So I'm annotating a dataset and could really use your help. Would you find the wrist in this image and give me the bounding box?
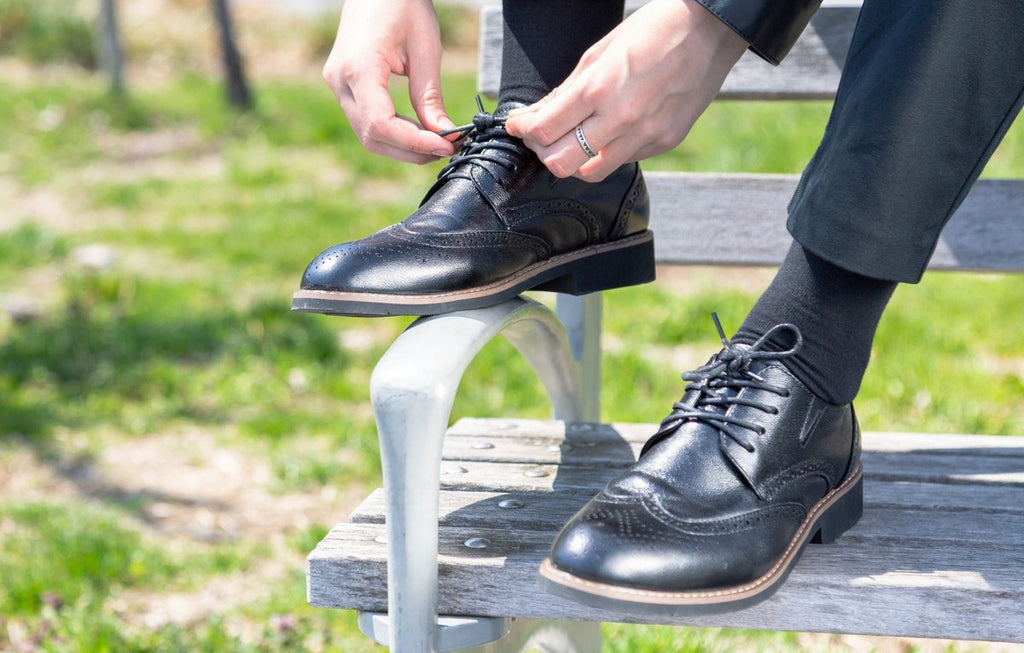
[680,0,748,58]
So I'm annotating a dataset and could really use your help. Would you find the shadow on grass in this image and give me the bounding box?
[0,274,350,443]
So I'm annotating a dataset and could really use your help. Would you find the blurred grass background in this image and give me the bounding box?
[0,1,1021,651]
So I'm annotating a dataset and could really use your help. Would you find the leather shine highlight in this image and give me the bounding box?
[544,354,861,608]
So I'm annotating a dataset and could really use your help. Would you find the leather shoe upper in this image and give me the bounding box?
[548,320,861,593]
[300,105,649,295]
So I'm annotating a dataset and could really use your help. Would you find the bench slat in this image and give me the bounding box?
[311,419,1024,642]
[645,173,1024,271]
[309,522,1024,642]
[436,431,1024,485]
[448,418,1024,452]
[428,457,1024,496]
[478,5,859,101]
[349,478,1024,530]
[441,428,1024,464]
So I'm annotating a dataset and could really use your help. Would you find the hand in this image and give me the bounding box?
[505,0,747,181]
[322,0,458,164]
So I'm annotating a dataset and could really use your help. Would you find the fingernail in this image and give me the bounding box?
[432,149,451,157]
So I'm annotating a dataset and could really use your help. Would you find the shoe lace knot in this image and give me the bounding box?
[646,313,803,455]
[435,97,527,178]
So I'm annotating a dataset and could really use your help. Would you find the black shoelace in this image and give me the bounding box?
[646,313,803,455]
[434,97,528,178]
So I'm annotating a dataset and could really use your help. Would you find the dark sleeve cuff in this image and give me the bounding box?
[693,0,822,65]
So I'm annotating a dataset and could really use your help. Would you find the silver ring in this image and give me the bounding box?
[575,123,598,158]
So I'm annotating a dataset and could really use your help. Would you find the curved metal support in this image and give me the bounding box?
[369,297,585,653]
[555,294,602,423]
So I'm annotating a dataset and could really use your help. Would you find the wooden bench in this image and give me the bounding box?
[306,3,1024,651]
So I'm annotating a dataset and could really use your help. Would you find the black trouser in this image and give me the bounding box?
[787,0,1024,282]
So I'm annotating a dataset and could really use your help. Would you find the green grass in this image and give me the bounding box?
[0,501,255,615]
[1,23,1022,651]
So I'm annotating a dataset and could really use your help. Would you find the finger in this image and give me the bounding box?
[530,116,613,179]
[394,112,459,156]
[574,135,637,182]
[365,138,445,165]
[503,95,548,134]
[503,82,592,147]
[346,76,455,157]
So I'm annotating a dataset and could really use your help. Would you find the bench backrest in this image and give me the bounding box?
[478,2,1024,273]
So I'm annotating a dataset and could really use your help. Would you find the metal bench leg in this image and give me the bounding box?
[555,293,602,422]
[369,297,587,653]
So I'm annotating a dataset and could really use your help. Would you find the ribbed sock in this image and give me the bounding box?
[499,0,624,108]
[732,242,897,405]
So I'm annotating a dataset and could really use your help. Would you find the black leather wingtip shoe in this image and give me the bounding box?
[538,318,863,615]
[292,105,654,317]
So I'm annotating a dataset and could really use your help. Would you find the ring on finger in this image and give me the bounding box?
[575,123,598,158]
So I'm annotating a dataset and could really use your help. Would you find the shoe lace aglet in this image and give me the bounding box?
[711,311,729,347]
[435,123,474,139]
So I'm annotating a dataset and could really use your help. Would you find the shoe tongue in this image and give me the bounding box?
[405,176,508,234]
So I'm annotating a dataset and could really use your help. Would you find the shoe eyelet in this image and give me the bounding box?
[757,426,767,435]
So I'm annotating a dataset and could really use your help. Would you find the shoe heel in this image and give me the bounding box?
[537,232,656,295]
[811,472,863,544]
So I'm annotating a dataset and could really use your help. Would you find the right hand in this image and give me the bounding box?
[322,0,458,163]
[505,0,746,181]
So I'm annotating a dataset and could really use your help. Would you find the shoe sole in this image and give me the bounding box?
[291,230,655,317]
[537,464,864,616]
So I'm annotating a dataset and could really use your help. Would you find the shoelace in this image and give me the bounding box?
[434,97,528,178]
[646,313,803,454]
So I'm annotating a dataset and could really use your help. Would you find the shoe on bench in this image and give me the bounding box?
[538,316,864,615]
[292,104,654,317]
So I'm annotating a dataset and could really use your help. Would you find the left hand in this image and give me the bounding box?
[504,0,747,182]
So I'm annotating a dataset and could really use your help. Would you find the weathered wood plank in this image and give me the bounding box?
[447,418,1024,453]
[432,457,1024,496]
[315,430,1024,642]
[308,522,1024,641]
[644,173,1024,271]
[442,430,1024,465]
[437,431,1024,483]
[349,479,1024,530]
[478,5,860,101]
[347,492,1024,549]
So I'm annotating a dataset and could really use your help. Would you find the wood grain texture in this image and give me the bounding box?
[644,173,1024,271]
[310,418,1024,642]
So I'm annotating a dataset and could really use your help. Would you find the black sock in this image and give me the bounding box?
[732,243,897,405]
[499,0,624,108]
